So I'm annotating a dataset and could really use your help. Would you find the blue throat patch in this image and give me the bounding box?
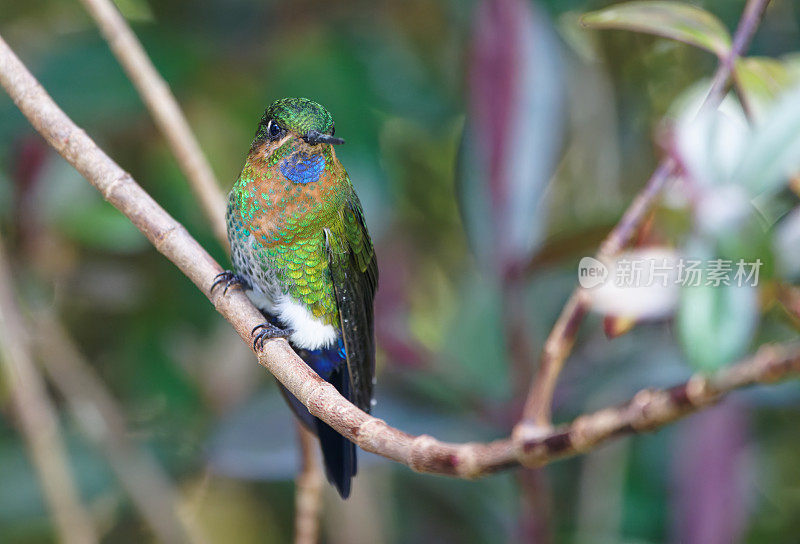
[280,153,325,184]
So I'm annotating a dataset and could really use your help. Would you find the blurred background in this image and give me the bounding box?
[1,0,800,542]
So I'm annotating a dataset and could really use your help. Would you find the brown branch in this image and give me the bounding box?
[727,0,772,121]
[501,282,552,540]
[294,424,323,544]
[0,234,98,544]
[78,0,229,248]
[517,343,800,467]
[515,0,772,433]
[790,175,800,198]
[32,309,205,544]
[1,20,797,479]
[702,0,771,116]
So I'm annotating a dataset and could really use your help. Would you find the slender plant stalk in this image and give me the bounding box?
[502,281,552,541]
[0,234,98,544]
[78,0,228,248]
[295,424,323,544]
[515,0,773,434]
[77,0,327,534]
[778,283,800,324]
[32,309,205,544]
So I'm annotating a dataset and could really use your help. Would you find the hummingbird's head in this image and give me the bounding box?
[254,97,345,148]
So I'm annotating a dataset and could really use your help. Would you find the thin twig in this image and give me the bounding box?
[501,282,552,541]
[32,309,205,544]
[0,234,98,544]
[78,0,229,248]
[777,283,800,324]
[515,0,772,433]
[294,424,323,544]
[790,175,800,197]
[79,3,326,531]
[517,342,800,467]
[0,23,796,477]
[715,0,772,121]
[702,0,771,115]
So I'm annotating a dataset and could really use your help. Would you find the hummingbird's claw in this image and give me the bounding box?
[252,322,294,350]
[211,270,249,295]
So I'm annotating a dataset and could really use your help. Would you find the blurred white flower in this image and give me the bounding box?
[672,80,800,197]
[695,184,751,238]
[672,83,750,189]
[584,248,680,319]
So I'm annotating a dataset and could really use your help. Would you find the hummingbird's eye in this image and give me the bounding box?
[330,124,335,137]
[267,120,283,139]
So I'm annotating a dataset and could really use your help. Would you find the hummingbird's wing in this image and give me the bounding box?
[326,195,378,413]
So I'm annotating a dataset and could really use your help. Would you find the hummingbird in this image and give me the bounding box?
[212,97,378,498]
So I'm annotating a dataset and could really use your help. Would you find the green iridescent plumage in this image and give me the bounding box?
[226,145,348,323]
[222,98,377,498]
[218,98,378,498]
[224,97,377,408]
[258,97,335,138]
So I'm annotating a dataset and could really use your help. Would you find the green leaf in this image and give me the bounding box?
[115,0,154,22]
[58,204,149,252]
[678,283,758,371]
[581,1,731,58]
[736,58,794,102]
[781,52,800,81]
[735,57,798,121]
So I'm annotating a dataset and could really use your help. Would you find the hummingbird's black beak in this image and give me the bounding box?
[305,130,345,146]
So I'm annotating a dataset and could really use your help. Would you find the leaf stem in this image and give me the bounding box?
[514,0,772,436]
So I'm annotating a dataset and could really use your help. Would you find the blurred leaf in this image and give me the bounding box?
[0,427,115,539]
[39,157,148,252]
[581,1,731,58]
[695,185,753,240]
[715,213,775,282]
[677,283,758,371]
[673,86,750,190]
[735,84,800,196]
[621,430,673,539]
[672,403,749,543]
[0,32,195,142]
[734,57,796,121]
[458,0,565,277]
[775,207,800,280]
[115,0,154,22]
[59,205,148,251]
[673,79,800,239]
[781,52,800,82]
[186,478,279,544]
[379,117,465,268]
[441,274,509,400]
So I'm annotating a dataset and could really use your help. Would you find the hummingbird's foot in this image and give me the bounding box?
[252,322,294,350]
[211,270,250,295]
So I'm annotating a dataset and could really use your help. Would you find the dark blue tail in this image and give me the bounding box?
[278,342,357,499]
